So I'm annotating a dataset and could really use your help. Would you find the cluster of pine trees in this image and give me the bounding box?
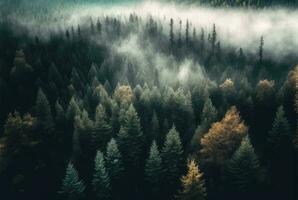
[0,11,297,200]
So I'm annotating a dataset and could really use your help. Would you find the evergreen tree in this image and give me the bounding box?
[185,20,189,45]
[35,88,53,129]
[224,136,261,193]
[178,20,182,48]
[67,97,80,122]
[268,106,291,151]
[170,18,174,48]
[117,104,143,170]
[177,160,206,200]
[92,151,111,200]
[161,125,183,197]
[145,140,162,198]
[60,163,85,200]
[259,36,264,64]
[211,24,217,55]
[106,138,124,187]
[93,104,112,151]
[55,100,66,124]
[201,97,217,128]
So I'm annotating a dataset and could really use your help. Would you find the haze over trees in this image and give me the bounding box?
[0,1,297,200]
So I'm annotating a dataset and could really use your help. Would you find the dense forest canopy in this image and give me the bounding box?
[0,1,297,200]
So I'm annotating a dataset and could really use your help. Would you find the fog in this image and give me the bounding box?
[1,1,297,86]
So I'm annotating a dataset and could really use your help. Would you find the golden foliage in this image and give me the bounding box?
[219,78,234,92]
[178,160,206,200]
[114,85,134,103]
[200,106,248,165]
[256,79,275,102]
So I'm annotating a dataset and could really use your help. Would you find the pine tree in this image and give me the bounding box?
[259,36,264,64]
[185,20,189,45]
[67,97,80,122]
[117,104,143,170]
[106,138,124,186]
[200,98,217,128]
[92,151,111,200]
[170,18,174,48]
[268,106,291,152]
[145,140,162,197]
[60,163,85,200]
[161,125,183,197]
[224,136,261,193]
[177,160,206,200]
[200,28,205,52]
[35,88,53,129]
[178,20,182,48]
[211,24,217,55]
[93,104,112,151]
[55,100,65,124]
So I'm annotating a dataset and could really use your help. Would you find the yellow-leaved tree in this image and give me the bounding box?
[177,160,206,200]
[200,106,248,166]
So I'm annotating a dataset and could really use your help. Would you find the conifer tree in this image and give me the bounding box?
[268,106,291,152]
[177,160,206,200]
[145,140,162,197]
[60,163,85,200]
[201,98,217,129]
[55,100,65,124]
[106,138,124,187]
[161,126,183,197]
[211,24,217,55]
[200,106,248,166]
[170,18,174,47]
[259,36,264,64]
[178,20,182,48]
[224,136,261,193]
[185,20,189,45]
[117,104,143,169]
[92,151,111,200]
[93,104,112,151]
[67,97,80,122]
[35,88,53,129]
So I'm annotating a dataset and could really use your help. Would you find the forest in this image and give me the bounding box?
[0,0,297,200]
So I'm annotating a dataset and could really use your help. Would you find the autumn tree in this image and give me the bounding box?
[200,106,248,166]
[177,160,206,200]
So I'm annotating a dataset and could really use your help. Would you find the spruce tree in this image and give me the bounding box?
[117,104,143,169]
[201,97,217,128]
[55,100,65,124]
[35,88,53,129]
[60,163,85,200]
[177,160,206,200]
[93,104,112,152]
[92,151,111,200]
[170,18,174,47]
[259,36,264,64]
[67,97,80,122]
[224,136,261,193]
[185,20,189,45]
[161,125,183,197]
[145,140,162,197]
[268,106,291,151]
[106,138,124,186]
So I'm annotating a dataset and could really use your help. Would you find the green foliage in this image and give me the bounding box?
[105,138,124,185]
[92,150,111,200]
[161,125,183,196]
[35,88,54,129]
[145,140,162,196]
[117,104,143,169]
[60,163,85,200]
[268,106,291,151]
[93,104,112,151]
[224,136,261,193]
